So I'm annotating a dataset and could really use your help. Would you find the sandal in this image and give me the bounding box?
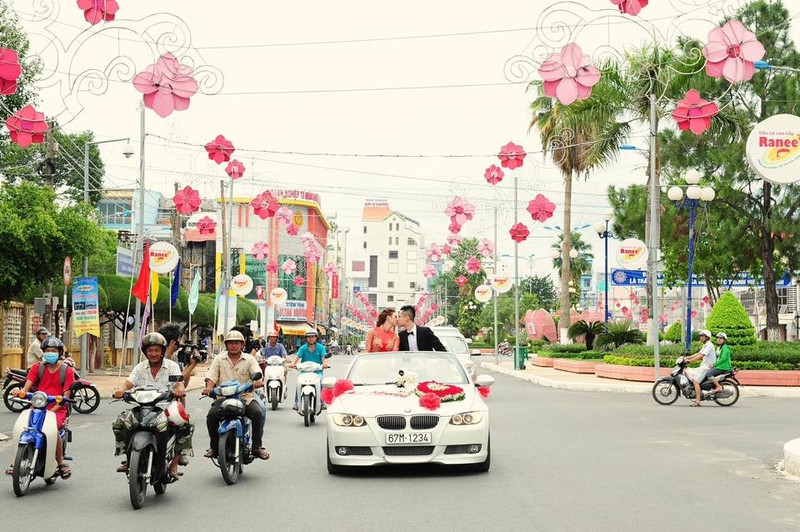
[255,447,270,460]
[690,402,702,407]
[116,461,128,473]
[5,465,13,476]
[203,449,217,459]
[57,463,72,480]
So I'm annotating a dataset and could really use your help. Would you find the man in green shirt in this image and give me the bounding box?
[708,332,732,393]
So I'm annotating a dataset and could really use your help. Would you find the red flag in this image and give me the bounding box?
[131,242,151,304]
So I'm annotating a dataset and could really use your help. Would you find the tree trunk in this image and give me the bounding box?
[560,170,573,342]
[761,182,780,341]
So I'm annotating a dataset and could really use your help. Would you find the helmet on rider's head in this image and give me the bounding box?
[224,330,245,343]
[141,332,168,356]
[36,326,50,337]
[716,332,728,340]
[41,336,64,357]
[305,329,318,337]
[267,330,279,338]
[699,329,712,339]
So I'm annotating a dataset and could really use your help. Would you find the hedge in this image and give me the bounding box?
[539,344,587,354]
[603,355,799,371]
[537,350,606,360]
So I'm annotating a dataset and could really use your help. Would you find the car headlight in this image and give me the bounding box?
[331,413,366,427]
[450,412,483,425]
[31,391,48,409]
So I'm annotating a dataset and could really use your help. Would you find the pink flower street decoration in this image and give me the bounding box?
[205,135,235,164]
[477,238,494,258]
[281,259,297,275]
[659,313,669,324]
[172,186,202,215]
[286,224,299,236]
[465,257,482,275]
[610,0,648,16]
[266,261,278,274]
[251,241,270,261]
[6,105,48,148]
[275,206,292,226]
[426,244,443,262]
[448,221,463,234]
[226,159,246,180]
[484,164,505,185]
[300,232,316,246]
[431,303,439,311]
[445,197,476,226]
[252,191,280,219]
[672,90,719,135]
[538,43,601,105]
[442,244,452,256]
[456,275,468,288]
[133,53,198,118]
[196,216,216,235]
[305,244,322,264]
[0,48,22,96]
[293,275,305,287]
[703,20,766,83]
[526,194,557,223]
[509,223,530,243]
[77,0,119,25]
[446,233,463,247]
[324,263,337,277]
[497,142,527,170]
[423,265,437,279]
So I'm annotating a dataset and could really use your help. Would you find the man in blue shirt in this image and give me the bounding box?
[289,329,329,409]
[261,330,288,359]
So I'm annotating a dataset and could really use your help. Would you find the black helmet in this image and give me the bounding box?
[41,337,64,357]
[36,327,50,336]
[141,332,168,356]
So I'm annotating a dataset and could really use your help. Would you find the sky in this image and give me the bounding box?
[8,0,800,280]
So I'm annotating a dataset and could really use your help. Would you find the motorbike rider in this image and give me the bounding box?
[707,332,732,394]
[289,329,329,410]
[7,337,74,479]
[112,333,190,480]
[202,330,270,461]
[26,326,49,368]
[261,330,288,399]
[684,329,716,406]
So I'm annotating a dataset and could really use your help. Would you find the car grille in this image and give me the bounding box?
[376,415,406,430]
[383,446,435,456]
[410,415,439,430]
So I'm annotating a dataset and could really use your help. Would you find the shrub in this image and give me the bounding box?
[705,292,756,345]
[529,339,549,349]
[567,320,604,350]
[541,344,587,354]
[664,322,682,343]
[602,355,798,371]
[595,319,644,350]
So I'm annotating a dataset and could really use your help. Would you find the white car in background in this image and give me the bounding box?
[324,351,493,473]
[430,326,476,379]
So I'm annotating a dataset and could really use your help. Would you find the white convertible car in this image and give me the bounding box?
[324,351,494,474]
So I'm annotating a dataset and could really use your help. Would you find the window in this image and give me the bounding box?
[409,281,416,290]
[352,261,366,272]
[389,250,399,259]
[363,242,367,249]
[387,295,394,302]
[395,237,399,245]
[387,281,395,288]
[388,263,399,273]
[407,251,417,261]
[369,256,378,288]
[363,226,367,234]
[407,238,417,246]
[407,264,417,274]
[368,293,378,307]
[388,237,392,245]
[396,223,400,231]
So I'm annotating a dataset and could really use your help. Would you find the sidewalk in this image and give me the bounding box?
[481,357,800,398]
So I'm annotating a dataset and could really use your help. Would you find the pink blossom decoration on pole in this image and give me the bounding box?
[281,259,297,275]
[423,265,437,279]
[477,238,494,258]
[251,242,270,261]
[446,233,462,247]
[465,257,482,275]
[509,223,530,243]
[484,164,505,185]
[671,90,719,135]
[456,275,468,288]
[133,53,198,118]
[196,216,216,235]
[497,142,527,170]
[77,0,119,25]
[286,224,299,236]
[266,261,278,274]
[702,20,765,83]
[538,43,601,105]
[426,244,443,262]
[173,186,202,215]
[6,105,48,148]
[226,159,246,180]
[324,263,337,277]
[293,275,305,287]
[448,221,463,234]
[276,206,292,226]
[0,48,22,95]
[442,244,452,256]
[305,244,322,264]
[526,194,556,222]
[205,135,235,164]
[252,191,280,219]
[445,197,475,228]
[610,0,648,16]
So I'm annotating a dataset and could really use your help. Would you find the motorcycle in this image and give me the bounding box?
[294,362,324,427]
[9,390,74,497]
[3,359,100,414]
[264,355,286,411]
[652,356,741,407]
[497,342,512,356]
[117,380,184,509]
[204,372,262,485]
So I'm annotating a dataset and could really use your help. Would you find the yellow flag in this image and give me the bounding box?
[151,271,159,304]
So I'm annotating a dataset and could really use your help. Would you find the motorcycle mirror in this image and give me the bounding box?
[324,352,333,359]
[251,372,263,381]
[169,375,184,383]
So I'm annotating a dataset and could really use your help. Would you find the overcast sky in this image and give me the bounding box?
[10,0,799,279]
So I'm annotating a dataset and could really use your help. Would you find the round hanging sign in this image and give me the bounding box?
[270,287,288,305]
[231,274,253,296]
[149,242,180,273]
[474,284,493,303]
[746,113,800,185]
[615,239,648,269]
[490,275,513,294]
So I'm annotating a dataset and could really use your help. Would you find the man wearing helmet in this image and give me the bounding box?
[289,329,329,410]
[202,329,269,461]
[112,332,190,478]
[683,329,717,406]
[261,330,289,399]
[26,326,50,368]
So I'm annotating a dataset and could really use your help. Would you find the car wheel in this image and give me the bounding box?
[326,439,347,475]
[467,436,491,473]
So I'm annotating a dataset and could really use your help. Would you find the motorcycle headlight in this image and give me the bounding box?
[450,412,483,426]
[332,414,366,427]
[31,391,48,409]
[154,412,169,432]
[220,385,238,397]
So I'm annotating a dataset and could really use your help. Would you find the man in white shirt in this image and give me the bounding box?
[684,329,716,406]
[26,327,49,367]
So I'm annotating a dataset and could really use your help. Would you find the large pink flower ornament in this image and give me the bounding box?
[448,221,463,234]
[703,20,765,83]
[305,245,322,264]
[173,186,202,215]
[266,261,278,274]
[0,48,22,96]
[133,53,198,118]
[205,135,235,164]
[252,191,280,219]
[293,275,305,287]
[251,241,270,260]
[509,223,530,243]
[77,0,119,25]
[426,244,443,262]
[477,238,494,258]
[6,105,48,148]
[446,233,462,247]
[281,259,297,275]
[456,275,468,288]
[324,263,337,277]
[672,90,719,135]
[538,43,601,105]
[610,0,648,16]
[226,159,246,180]
[526,194,557,222]
[276,206,292,226]
[445,197,476,226]
[484,164,505,185]
[196,216,216,235]
[300,232,316,246]
[423,265,437,279]
[442,244,452,256]
[497,142,527,170]
[466,257,482,275]
[286,224,299,236]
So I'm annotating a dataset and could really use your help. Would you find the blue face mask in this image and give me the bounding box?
[43,352,59,365]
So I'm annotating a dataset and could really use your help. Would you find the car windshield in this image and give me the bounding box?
[437,334,469,355]
[347,352,469,386]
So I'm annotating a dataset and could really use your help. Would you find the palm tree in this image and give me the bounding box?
[595,319,645,350]
[550,231,593,280]
[567,320,605,350]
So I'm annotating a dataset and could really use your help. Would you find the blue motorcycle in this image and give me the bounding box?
[10,391,74,497]
[207,379,257,485]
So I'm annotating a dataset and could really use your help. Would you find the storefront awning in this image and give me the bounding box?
[277,321,312,336]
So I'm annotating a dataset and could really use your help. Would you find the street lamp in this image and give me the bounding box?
[667,168,715,352]
[593,211,614,327]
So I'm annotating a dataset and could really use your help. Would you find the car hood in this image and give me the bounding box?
[330,384,484,416]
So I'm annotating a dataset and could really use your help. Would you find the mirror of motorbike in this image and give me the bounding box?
[251,372,263,381]
[324,352,333,359]
[168,375,184,382]
[321,376,336,389]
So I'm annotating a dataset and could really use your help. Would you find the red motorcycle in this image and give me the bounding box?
[3,357,100,414]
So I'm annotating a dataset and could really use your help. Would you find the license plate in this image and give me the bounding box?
[385,432,432,445]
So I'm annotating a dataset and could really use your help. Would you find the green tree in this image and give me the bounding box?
[567,320,604,350]
[664,321,682,344]
[0,3,40,126]
[519,275,558,311]
[430,238,486,326]
[705,292,756,346]
[479,292,540,336]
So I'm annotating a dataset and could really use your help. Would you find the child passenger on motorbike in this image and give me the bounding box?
[683,330,717,406]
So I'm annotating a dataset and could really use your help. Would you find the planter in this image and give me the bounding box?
[530,356,554,367]
[595,364,659,382]
[552,358,598,374]
[595,363,800,386]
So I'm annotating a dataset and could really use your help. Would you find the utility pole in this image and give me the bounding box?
[133,102,146,365]
[43,119,57,334]
[220,180,229,335]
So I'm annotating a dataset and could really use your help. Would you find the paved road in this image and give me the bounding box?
[1,355,799,531]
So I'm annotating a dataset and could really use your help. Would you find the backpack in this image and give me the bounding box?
[36,362,70,391]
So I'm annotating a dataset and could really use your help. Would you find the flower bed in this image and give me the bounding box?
[595,363,800,386]
[529,356,554,367]
[552,358,600,374]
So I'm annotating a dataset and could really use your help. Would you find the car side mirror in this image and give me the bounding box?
[465,338,473,344]
[475,375,494,387]
[251,372,263,381]
[321,376,336,389]
[168,375,183,383]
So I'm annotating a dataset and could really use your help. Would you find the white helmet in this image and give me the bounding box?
[224,330,245,343]
[699,329,712,338]
[716,332,728,340]
[305,329,318,337]
[165,400,189,427]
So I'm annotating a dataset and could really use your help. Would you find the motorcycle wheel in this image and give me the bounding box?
[128,448,150,509]
[302,396,310,427]
[12,443,35,497]
[218,430,241,485]
[4,382,26,413]
[271,389,278,411]
[713,381,740,407]
[72,385,100,414]
[154,479,167,495]
[651,378,680,406]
